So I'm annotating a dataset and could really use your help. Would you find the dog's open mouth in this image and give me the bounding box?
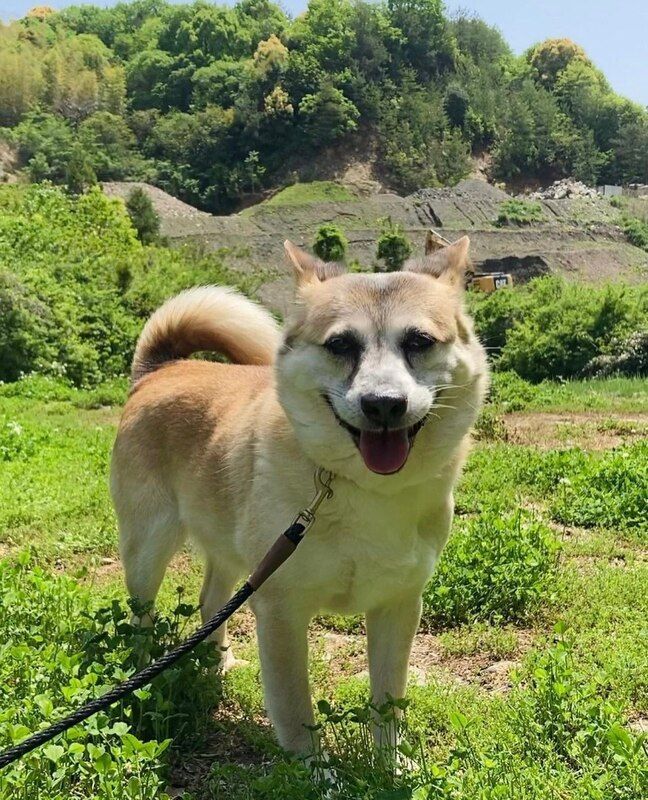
[324,396,426,475]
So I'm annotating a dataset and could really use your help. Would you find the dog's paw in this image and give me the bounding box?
[219,648,249,673]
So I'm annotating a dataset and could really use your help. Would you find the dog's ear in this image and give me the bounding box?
[403,235,470,289]
[284,240,346,286]
[284,240,323,287]
[424,229,448,254]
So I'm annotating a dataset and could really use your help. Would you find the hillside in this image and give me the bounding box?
[1,2,647,213]
[102,178,648,313]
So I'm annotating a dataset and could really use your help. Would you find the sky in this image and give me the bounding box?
[3,0,647,106]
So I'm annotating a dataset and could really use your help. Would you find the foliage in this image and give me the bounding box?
[620,213,648,251]
[65,142,97,194]
[125,187,160,244]
[1,2,645,208]
[0,184,256,386]
[422,511,559,628]
[469,277,648,382]
[516,441,648,534]
[0,552,218,799]
[313,223,348,262]
[495,198,544,226]
[376,216,412,271]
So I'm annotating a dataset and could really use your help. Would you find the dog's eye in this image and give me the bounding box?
[324,333,360,358]
[402,330,436,355]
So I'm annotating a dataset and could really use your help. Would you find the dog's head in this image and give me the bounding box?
[275,237,488,486]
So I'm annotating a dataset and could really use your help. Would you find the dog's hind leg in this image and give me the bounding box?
[118,493,183,624]
[199,557,242,671]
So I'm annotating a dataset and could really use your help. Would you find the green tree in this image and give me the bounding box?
[126,187,160,244]
[527,38,590,88]
[299,84,359,146]
[376,218,411,271]
[313,224,348,262]
[387,0,456,79]
[65,144,97,195]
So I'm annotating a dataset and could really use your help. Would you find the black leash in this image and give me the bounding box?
[0,469,334,770]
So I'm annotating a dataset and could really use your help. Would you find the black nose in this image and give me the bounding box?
[361,394,408,427]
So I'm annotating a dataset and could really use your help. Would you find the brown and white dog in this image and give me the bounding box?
[110,237,488,753]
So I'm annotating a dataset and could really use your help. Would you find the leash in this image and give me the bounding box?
[0,468,334,770]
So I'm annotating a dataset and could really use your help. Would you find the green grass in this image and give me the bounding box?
[0,377,647,799]
[495,199,544,226]
[489,371,648,413]
[253,181,356,209]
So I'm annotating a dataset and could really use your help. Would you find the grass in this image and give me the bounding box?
[495,199,544,226]
[0,376,647,798]
[611,195,648,250]
[489,371,648,413]
[245,181,356,212]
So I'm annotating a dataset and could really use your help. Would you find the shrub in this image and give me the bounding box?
[470,277,648,382]
[376,217,412,271]
[0,553,217,798]
[65,143,97,195]
[583,330,648,378]
[620,214,648,251]
[496,198,544,226]
[125,187,160,244]
[422,511,559,628]
[313,223,347,262]
[0,185,257,386]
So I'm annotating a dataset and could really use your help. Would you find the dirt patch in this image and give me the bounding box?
[102,181,212,223]
[314,627,535,694]
[503,412,648,450]
[167,701,272,798]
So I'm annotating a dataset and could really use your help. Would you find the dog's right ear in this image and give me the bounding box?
[284,240,322,287]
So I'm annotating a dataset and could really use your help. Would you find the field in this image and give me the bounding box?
[0,374,646,799]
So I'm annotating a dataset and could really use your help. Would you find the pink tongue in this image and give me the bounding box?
[358,429,410,474]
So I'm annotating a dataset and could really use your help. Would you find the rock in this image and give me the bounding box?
[483,660,519,677]
[629,716,648,734]
[527,178,598,200]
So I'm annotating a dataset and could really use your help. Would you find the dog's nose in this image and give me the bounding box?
[361,394,407,427]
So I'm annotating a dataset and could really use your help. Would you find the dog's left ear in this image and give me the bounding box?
[404,235,470,289]
[284,240,346,286]
[284,240,323,287]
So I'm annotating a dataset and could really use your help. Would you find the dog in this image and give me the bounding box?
[110,235,488,754]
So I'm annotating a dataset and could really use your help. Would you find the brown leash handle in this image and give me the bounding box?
[248,468,334,590]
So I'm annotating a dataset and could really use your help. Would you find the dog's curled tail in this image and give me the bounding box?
[131,286,281,384]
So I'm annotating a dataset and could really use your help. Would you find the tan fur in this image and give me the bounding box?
[130,285,281,383]
[111,239,488,754]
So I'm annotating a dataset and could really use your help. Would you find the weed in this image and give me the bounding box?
[495,199,544,226]
[422,511,559,628]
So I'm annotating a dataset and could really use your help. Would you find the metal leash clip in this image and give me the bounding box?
[291,467,335,534]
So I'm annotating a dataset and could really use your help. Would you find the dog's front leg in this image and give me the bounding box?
[366,593,422,751]
[254,600,315,754]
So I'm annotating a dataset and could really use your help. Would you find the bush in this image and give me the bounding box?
[583,330,648,378]
[376,218,412,271]
[422,511,559,628]
[469,277,647,382]
[496,198,544,226]
[620,214,648,251]
[0,552,218,798]
[126,187,160,244]
[0,185,256,386]
[313,223,347,262]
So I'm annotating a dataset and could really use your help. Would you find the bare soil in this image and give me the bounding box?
[503,411,648,450]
